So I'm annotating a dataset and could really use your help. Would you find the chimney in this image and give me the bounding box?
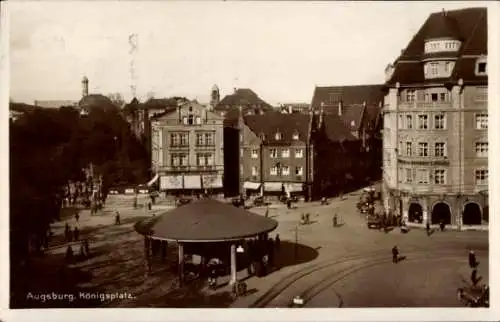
[338,100,343,116]
[319,102,325,129]
[82,76,89,97]
[288,105,292,114]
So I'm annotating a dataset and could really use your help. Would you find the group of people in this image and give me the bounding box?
[457,250,489,307]
[64,221,91,263]
[204,234,282,289]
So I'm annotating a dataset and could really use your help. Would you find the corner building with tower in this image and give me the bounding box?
[382,8,488,228]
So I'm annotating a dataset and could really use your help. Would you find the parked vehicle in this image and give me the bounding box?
[231,197,245,208]
[177,198,193,207]
[253,196,265,207]
[366,215,381,229]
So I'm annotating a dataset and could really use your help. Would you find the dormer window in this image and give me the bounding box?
[275,132,282,140]
[424,39,461,54]
[424,61,455,79]
[476,56,487,75]
[189,106,193,112]
[188,115,194,125]
[292,132,300,140]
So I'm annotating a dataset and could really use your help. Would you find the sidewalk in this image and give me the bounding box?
[406,222,489,232]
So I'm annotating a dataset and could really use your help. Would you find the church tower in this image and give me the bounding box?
[82,76,89,97]
[209,84,220,111]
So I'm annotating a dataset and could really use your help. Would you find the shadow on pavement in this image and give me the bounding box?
[274,241,319,270]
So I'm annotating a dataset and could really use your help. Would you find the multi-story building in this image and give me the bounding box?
[239,110,312,199]
[150,101,225,196]
[383,7,488,228]
[311,85,385,185]
[237,106,363,201]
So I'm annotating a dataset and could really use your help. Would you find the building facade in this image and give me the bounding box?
[311,85,385,185]
[150,101,225,196]
[382,8,488,227]
[239,110,312,199]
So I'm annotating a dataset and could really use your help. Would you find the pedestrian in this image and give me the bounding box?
[64,222,70,241]
[265,206,269,218]
[73,226,79,241]
[426,220,431,236]
[79,241,86,259]
[333,213,338,227]
[115,211,121,225]
[275,234,281,251]
[469,250,478,269]
[84,239,90,256]
[392,245,399,263]
[287,198,292,209]
[65,245,74,263]
[75,212,80,222]
[471,269,482,287]
[439,220,445,232]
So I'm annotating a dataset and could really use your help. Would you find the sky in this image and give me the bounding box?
[8,1,494,106]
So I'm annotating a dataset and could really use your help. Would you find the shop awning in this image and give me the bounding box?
[160,175,183,190]
[147,174,160,186]
[202,174,223,188]
[284,183,303,193]
[184,175,202,189]
[243,181,261,190]
[264,182,284,192]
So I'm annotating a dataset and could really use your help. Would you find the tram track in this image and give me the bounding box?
[251,247,480,308]
[299,251,470,307]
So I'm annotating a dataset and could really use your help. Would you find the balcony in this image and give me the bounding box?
[160,165,221,173]
[398,101,452,110]
[397,155,450,166]
[195,143,216,148]
[170,144,190,149]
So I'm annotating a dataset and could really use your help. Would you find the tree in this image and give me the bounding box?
[107,93,125,107]
[10,101,150,266]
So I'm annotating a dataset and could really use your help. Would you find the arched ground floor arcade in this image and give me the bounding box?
[382,187,488,228]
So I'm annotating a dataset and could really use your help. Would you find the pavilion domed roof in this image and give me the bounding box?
[134,198,278,242]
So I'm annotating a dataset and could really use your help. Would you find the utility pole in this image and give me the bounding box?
[294,224,298,260]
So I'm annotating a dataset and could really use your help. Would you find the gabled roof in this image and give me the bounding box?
[321,113,358,143]
[311,85,384,110]
[310,85,384,131]
[244,111,310,144]
[424,10,462,41]
[387,7,487,86]
[216,88,273,110]
[363,106,381,131]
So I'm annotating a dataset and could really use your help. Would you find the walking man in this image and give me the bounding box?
[115,211,121,225]
[64,223,70,242]
[469,250,478,269]
[471,268,482,287]
[439,220,445,232]
[333,213,338,227]
[426,220,431,236]
[73,226,79,242]
[392,245,399,264]
[75,212,80,222]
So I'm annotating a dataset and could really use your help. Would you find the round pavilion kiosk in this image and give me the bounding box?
[134,198,278,286]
